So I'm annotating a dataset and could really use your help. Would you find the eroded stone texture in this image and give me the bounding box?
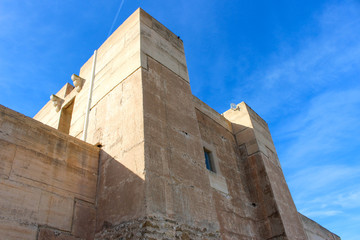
[0,219,37,240]
[72,200,97,239]
[38,227,81,240]
[95,216,220,240]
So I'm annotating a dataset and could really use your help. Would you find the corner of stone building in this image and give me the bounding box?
[0,104,100,240]
[139,8,189,83]
[135,8,222,239]
[223,101,308,240]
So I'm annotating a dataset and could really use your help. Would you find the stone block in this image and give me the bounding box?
[0,219,37,240]
[140,23,189,82]
[193,96,232,132]
[208,171,228,194]
[96,175,145,231]
[0,179,41,224]
[66,139,99,174]
[72,200,96,240]
[145,171,167,216]
[10,145,97,201]
[0,139,15,178]
[38,191,74,231]
[0,178,74,231]
[235,128,259,155]
[144,142,168,177]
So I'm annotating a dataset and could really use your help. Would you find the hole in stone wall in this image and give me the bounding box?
[181,130,188,136]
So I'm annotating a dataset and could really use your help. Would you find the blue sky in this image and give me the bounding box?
[1,0,359,239]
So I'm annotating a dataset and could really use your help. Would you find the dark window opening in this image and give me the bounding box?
[204,148,215,173]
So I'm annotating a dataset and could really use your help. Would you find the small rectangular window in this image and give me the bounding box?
[204,148,215,173]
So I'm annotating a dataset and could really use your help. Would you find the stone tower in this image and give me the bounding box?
[0,8,340,240]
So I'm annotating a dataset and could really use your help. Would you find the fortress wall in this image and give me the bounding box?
[138,9,222,237]
[193,96,233,132]
[28,8,341,240]
[141,57,221,239]
[33,10,147,235]
[194,99,260,239]
[223,102,308,239]
[0,105,99,240]
[69,9,142,140]
[34,9,142,140]
[89,68,147,237]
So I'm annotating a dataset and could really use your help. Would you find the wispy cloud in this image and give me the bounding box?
[291,163,360,238]
[288,165,360,194]
[278,88,360,168]
[235,0,360,119]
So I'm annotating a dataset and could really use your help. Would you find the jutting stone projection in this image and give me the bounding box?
[0,8,340,240]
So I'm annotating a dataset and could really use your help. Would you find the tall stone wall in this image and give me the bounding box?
[0,105,99,240]
[76,11,146,237]
[194,97,260,239]
[223,102,308,239]
[141,57,220,239]
[34,9,147,237]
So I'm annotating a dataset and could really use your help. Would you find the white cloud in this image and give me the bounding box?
[288,165,360,193]
[234,0,360,119]
[278,88,360,168]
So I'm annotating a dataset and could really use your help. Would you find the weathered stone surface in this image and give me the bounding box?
[72,200,96,240]
[10,145,97,202]
[223,102,309,240]
[142,56,220,234]
[0,219,37,240]
[0,179,73,231]
[95,216,220,240]
[0,179,41,224]
[38,227,81,240]
[0,105,98,238]
[139,9,189,82]
[96,150,146,233]
[38,190,74,231]
[0,139,15,178]
[195,106,259,239]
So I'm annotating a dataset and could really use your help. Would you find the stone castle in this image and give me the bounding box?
[0,8,340,240]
